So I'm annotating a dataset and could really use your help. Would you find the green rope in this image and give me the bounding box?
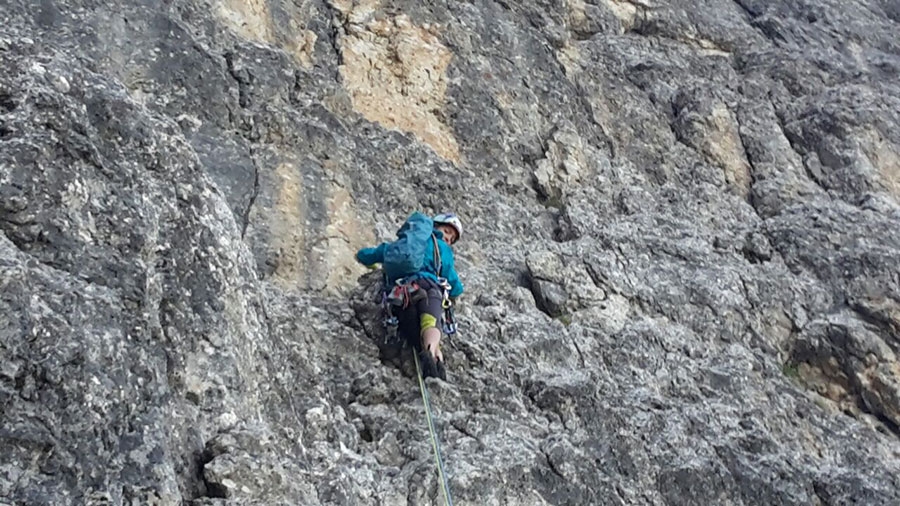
[414,352,454,506]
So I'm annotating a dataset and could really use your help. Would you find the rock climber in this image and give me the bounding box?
[356,213,464,380]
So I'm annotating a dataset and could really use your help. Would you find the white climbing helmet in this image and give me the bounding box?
[433,213,463,241]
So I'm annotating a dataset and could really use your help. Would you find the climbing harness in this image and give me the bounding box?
[414,351,454,506]
[381,278,426,345]
[381,278,456,346]
[382,233,453,345]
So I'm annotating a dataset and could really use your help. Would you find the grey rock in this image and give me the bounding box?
[531,278,569,318]
[2,0,900,504]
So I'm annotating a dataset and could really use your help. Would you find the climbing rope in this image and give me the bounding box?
[414,352,454,506]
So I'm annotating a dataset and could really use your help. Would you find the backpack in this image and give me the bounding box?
[383,212,439,282]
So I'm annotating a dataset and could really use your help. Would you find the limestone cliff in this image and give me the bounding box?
[1,0,900,504]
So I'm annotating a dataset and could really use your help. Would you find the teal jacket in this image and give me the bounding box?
[356,230,464,298]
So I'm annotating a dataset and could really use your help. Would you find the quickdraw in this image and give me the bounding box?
[381,289,400,344]
[442,306,457,336]
[437,278,457,336]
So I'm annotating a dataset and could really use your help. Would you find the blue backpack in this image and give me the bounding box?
[383,212,438,282]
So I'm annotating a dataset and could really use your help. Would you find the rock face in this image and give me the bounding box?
[1,0,900,504]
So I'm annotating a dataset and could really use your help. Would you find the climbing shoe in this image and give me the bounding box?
[434,358,447,381]
[418,349,439,379]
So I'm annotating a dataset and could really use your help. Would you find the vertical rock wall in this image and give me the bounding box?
[1,0,900,504]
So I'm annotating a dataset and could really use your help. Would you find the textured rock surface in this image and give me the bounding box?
[2,0,900,504]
